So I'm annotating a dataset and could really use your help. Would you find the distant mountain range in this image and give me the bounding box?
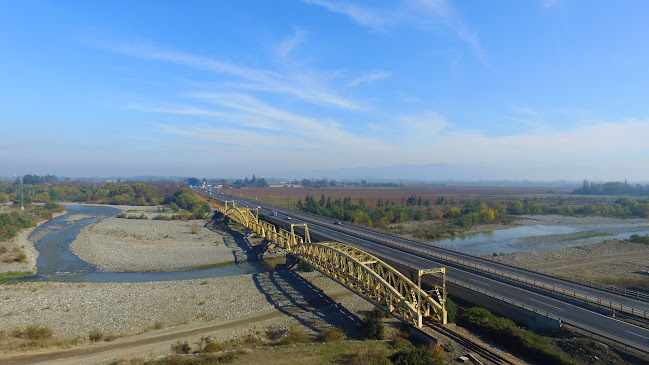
[307,163,588,184]
[311,163,458,181]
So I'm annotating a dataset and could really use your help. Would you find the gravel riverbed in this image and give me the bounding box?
[69,217,237,272]
[0,271,366,340]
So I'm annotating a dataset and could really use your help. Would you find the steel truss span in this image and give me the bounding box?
[216,200,447,326]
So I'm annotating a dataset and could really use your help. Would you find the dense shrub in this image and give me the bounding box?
[0,212,33,240]
[360,313,385,340]
[202,339,223,353]
[445,296,458,323]
[88,329,104,342]
[12,325,54,340]
[630,234,649,244]
[457,307,580,365]
[280,326,310,345]
[317,327,346,342]
[172,341,192,354]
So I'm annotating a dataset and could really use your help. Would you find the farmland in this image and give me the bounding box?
[225,183,577,210]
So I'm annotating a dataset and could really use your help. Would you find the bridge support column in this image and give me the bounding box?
[285,255,300,270]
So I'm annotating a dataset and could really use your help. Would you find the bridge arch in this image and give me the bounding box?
[213,200,447,326]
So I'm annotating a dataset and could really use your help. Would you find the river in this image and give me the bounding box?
[428,218,649,255]
[29,205,279,283]
[28,206,649,282]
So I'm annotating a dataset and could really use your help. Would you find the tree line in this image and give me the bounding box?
[574,180,649,196]
[1,175,186,208]
[185,175,269,188]
[296,194,509,229]
[295,193,649,236]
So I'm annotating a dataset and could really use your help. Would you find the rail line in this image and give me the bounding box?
[423,319,519,365]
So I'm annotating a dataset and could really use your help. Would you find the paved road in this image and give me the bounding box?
[203,190,649,353]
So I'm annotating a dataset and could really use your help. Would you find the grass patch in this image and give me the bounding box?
[113,340,397,365]
[457,307,633,365]
[568,232,615,241]
[11,325,54,340]
[316,327,346,343]
[0,271,34,280]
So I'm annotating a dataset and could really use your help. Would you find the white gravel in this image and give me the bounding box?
[0,271,370,341]
[69,218,237,272]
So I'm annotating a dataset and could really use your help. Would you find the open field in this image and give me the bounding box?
[227,184,581,210]
[499,239,649,291]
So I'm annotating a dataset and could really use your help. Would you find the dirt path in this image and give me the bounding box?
[2,289,354,365]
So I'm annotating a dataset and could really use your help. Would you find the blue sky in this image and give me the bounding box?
[1,0,648,181]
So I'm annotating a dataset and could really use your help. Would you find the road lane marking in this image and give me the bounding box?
[463,277,490,287]
[529,298,564,311]
[626,331,649,340]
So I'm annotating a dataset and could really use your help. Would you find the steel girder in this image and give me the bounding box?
[216,203,447,326]
[291,241,446,325]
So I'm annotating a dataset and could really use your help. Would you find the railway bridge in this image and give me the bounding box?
[215,200,448,327]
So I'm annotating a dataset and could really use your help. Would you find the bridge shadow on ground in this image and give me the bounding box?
[205,220,262,263]
[253,268,364,338]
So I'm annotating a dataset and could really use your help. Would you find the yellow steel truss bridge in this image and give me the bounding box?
[216,200,448,327]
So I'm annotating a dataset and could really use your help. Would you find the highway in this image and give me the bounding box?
[201,190,649,353]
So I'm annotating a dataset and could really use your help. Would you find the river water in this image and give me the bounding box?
[28,206,649,282]
[428,220,649,255]
[29,205,279,283]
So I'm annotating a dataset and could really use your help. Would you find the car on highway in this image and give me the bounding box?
[335,221,342,225]
[257,205,261,209]
[286,216,292,220]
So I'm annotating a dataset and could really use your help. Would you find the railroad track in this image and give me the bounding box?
[423,319,519,365]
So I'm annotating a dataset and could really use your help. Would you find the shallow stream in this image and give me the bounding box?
[429,219,649,255]
[28,205,278,283]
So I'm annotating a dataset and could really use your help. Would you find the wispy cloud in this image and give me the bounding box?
[110,43,362,110]
[140,92,377,152]
[277,28,307,58]
[304,0,486,62]
[303,0,393,28]
[347,71,391,87]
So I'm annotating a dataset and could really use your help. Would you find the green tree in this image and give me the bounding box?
[507,201,523,215]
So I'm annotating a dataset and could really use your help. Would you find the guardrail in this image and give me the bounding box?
[386,256,649,355]
[293,208,649,303]
[205,192,649,321]
[266,205,649,322]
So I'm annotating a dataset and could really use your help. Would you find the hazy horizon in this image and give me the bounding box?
[2,1,648,181]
